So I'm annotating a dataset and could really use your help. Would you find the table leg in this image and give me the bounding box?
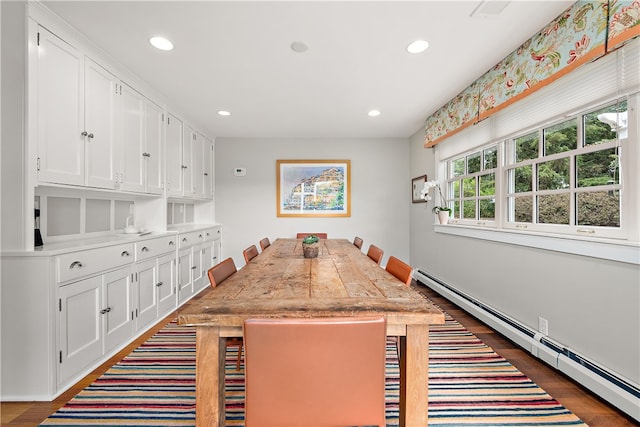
[196,326,225,427]
[398,324,429,427]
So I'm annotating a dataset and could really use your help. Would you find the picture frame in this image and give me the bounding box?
[276,160,351,217]
[412,175,427,203]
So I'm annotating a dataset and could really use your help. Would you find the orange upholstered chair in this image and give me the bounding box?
[243,244,259,264]
[385,255,413,357]
[259,237,271,251]
[207,257,243,370]
[207,257,237,288]
[353,236,364,250]
[366,244,384,265]
[243,316,387,427]
[296,233,327,239]
[385,255,413,287]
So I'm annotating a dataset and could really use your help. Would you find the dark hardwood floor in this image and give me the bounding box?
[2,285,636,426]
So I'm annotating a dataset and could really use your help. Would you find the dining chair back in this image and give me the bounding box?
[296,233,328,239]
[353,236,364,250]
[207,257,243,370]
[385,255,413,287]
[243,245,259,264]
[243,316,387,427]
[366,244,384,265]
[207,257,237,288]
[259,237,271,251]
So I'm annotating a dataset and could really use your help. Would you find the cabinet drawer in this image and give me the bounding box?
[203,226,221,242]
[135,236,177,261]
[56,244,134,284]
[178,230,207,248]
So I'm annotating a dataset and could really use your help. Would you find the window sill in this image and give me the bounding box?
[434,224,639,265]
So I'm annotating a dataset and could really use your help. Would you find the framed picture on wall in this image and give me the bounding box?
[412,175,427,203]
[276,159,351,217]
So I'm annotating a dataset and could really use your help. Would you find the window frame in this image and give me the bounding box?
[434,93,638,262]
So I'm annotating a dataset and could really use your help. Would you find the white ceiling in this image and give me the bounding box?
[41,1,574,139]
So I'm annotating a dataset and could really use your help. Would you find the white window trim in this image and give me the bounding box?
[434,224,639,265]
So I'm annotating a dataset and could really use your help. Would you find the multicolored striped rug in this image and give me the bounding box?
[41,312,587,426]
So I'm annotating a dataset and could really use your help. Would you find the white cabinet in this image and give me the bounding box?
[34,26,166,195]
[166,122,213,200]
[84,57,119,189]
[177,227,220,303]
[165,112,184,197]
[189,130,214,200]
[34,30,119,191]
[35,26,84,186]
[181,125,194,198]
[118,82,145,193]
[57,261,134,386]
[144,100,165,195]
[119,85,164,195]
[133,236,177,331]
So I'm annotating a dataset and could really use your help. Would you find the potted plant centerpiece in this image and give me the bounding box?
[301,234,320,258]
[421,180,452,224]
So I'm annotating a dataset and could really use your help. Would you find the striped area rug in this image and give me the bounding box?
[41,312,587,426]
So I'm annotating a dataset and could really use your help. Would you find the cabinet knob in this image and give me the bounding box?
[141,246,149,252]
[99,307,111,314]
[156,281,163,287]
[87,133,94,139]
[121,251,130,257]
[191,265,197,270]
[182,237,187,243]
[169,240,175,246]
[142,152,151,158]
[81,131,88,137]
[69,261,83,269]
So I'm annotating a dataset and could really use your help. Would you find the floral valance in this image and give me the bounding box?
[424,0,639,148]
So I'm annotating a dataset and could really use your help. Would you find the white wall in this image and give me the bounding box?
[408,129,640,387]
[215,137,410,269]
[1,1,28,251]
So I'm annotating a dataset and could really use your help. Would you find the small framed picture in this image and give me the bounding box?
[412,175,427,203]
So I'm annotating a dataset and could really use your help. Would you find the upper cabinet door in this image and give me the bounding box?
[204,138,214,199]
[182,125,194,197]
[118,82,145,193]
[84,58,118,189]
[144,100,164,195]
[191,131,205,198]
[165,113,183,197]
[35,26,84,186]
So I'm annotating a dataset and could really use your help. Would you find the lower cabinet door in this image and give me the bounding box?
[135,258,158,331]
[177,249,193,304]
[58,276,102,385]
[157,252,177,317]
[102,266,134,353]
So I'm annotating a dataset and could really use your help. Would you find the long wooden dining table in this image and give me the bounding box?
[177,238,445,426]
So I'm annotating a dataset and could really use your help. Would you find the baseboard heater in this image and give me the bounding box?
[414,269,640,422]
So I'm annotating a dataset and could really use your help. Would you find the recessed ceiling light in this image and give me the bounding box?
[217,110,231,116]
[149,36,174,51]
[406,39,429,54]
[290,41,309,53]
[368,110,381,117]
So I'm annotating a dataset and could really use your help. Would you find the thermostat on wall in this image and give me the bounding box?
[234,167,247,176]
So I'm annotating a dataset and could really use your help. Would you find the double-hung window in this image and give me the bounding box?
[503,99,626,239]
[446,145,498,225]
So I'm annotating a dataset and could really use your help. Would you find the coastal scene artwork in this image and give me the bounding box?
[277,160,351,217]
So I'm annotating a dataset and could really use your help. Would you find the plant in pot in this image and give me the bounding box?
[301,234,320,258]
[421,180,452,224]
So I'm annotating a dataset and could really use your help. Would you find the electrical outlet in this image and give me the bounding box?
[538,317,549,335]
